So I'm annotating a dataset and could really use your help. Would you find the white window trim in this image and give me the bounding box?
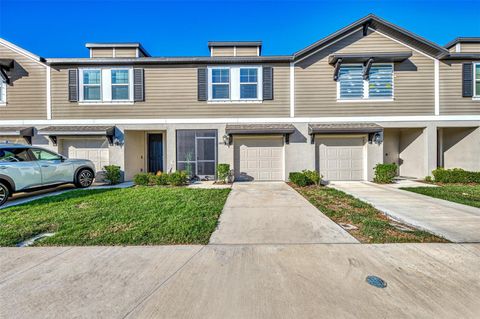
[207,65,263,103]
[474,62,480,100]
[79,67,134,104]
[336,63,394,102]
[0,79,6,106]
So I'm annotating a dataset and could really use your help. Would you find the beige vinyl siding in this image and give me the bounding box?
[91,48,114,58]
[439,60,480,115]
[236,47,259,56]
[448,46,458,53]
[211,47,235,57]
[115,48,138,58]
[0,43,47,119]
[295,29,435,117]
[50,63,290,119]
[459,43,480,53]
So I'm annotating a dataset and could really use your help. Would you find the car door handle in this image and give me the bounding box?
[41,165,50,168]
[0,166,6,170]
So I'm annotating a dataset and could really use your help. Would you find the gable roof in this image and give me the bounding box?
[293,14,449,61]
[0,37,46,65]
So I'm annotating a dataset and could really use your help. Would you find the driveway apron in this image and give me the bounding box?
[209,182,358,244]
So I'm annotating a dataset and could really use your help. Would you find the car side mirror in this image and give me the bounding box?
[60,156,66,162]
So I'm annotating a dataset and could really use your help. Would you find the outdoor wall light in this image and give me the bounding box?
[373,132,383,145]
[222,134,231,145]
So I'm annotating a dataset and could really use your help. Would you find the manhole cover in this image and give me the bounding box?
[366,275,387,288]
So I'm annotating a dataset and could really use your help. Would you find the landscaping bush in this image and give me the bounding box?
[217,163,230,183]
[103,165,122,185]
[302,170,321,186]
[424,176,433,183]
[154,173,169,186]
[432,168,480,184]
[373,163,398,184]
[168,171,188,186]
[134,173,150,186]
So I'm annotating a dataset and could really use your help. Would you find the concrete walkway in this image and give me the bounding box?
[330,181,480,243]
[1,244,479,318]
[209,182,357,244]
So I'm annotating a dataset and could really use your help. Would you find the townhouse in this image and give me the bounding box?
[0,14,479,182]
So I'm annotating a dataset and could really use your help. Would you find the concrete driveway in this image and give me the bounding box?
[330,181,480,243]
[209,182,357,244]
[1,244,479,318]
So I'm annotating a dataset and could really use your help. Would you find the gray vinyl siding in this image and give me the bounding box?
[295,29,435,117]
[236,47,259,56]
[0,43,47,119]
[115,48,138,57]
[91,48,114,58]
[211,47,235,57]
[440,60,480,115]
[50,63,290,119]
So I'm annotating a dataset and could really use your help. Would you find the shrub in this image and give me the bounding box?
[432,168,480,184]
[302,170,321,185]
[424,176,433,183]
[168,171,188,186]
[155,174,169,186]
[217,164,230,183]
[103,165,122,185]
[289,172,312,187]
[373,163,397,184]
[134,173,150,186]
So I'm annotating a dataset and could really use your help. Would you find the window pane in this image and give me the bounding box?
[84,86,101,100]
[212,84,229,99]
[31,149,61,161]
[195,130,216,137]
[197,139,215,161]
[475,64,480,78]
[476,82,480,96]
[112,70,129,84]
[212,69,229,83]
[83,70,101,84]
[240,68,257,83]
[339,65,364,99]
[0,149,30,162]
[240,84,258,99]
[369,65,393,98]
[177,162,196,176]
[112,85,129,100]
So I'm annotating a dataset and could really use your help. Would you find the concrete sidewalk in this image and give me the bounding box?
[1,244,479,318]
[330,181,480,243]
[209,182,357,244]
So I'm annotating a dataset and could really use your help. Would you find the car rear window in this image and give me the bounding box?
[0,148,30,162]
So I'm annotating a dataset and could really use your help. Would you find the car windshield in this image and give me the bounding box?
[0,148,30,162]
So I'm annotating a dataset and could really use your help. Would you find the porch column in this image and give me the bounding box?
[424,124,438,177]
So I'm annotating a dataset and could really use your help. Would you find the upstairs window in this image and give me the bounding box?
[338,64,393,101]
[475,63,480,97]
[0,79,6,105]
[82,70,102,101]
[240,68,258,99]
[79,68,133,103]
[211,68,230,99]
[208,66,262,102]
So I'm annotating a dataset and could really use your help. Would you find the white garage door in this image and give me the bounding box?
[61,138,109,172]
[318,137,365,181]
[235,136,284,181]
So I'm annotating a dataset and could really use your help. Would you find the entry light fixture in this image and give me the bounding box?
[372,132,383,145]
[222,134,231,146]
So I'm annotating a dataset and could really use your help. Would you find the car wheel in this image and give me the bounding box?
[75,169,94,188]
[0,182,9,207]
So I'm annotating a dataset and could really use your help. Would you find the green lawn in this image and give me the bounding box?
[292,184,447,243]
[401,185,480,208]
[0,187,231,246]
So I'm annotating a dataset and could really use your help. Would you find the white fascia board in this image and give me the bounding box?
[0,38,46,67]
[1,115,480,126]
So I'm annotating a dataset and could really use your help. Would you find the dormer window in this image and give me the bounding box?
[208,66,262,102]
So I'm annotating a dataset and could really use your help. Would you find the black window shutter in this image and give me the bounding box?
[462,63,473,97]
[263,66,273,100]
[68,69,78,102]
[197,68,208,101]
[133,68,145,101]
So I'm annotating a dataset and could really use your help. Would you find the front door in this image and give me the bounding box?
[148,134,164,173]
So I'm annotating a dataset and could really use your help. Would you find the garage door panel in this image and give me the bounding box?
[61,138,109,173]
[235,137,284,181]
[318,137,365,181]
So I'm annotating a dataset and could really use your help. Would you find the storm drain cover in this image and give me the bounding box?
[366,275,387,288]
